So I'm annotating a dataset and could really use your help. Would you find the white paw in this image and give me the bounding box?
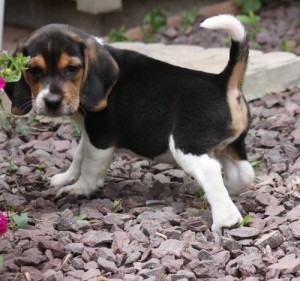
[211,201,243,234]
[51,171,78,187]
[56,177,105,197]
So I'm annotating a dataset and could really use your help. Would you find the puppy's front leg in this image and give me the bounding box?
[56,140,115,197]
[51,136,85,187]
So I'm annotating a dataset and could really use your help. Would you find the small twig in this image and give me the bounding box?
[155,232,167,240]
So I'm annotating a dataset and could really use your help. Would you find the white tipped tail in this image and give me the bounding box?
[200,14,245,42]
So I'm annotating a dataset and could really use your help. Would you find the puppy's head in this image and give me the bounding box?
[5,24,119,116]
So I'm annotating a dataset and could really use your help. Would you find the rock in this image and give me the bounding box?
[154,239,186,258]
[14,248,47,266]
[267,257,300,274]
[54,209,79,232]
[97,248,116,262]
[80,206,104,220]
[254,230,284,249]
[188,259,219,278]
[65,243,85,254]
[289,220,300,238]
[111,231,130,254]
[138,267,165,279]
[229,227,261,239]
[43,269,64,281]
[125,252,141,265]
[255,193,280,207]
[128,226,149,243]
[35,237,66,258]
[82,268,102,281]
[81,230,113,247]
[84,261,99,270]
[72,258,85,270]
[264,205,285,216]
[222,237,243,251]
[168,269,197,281]
[21,266,43,281]
[162,258,184,273]
[213,250,230,266]
[98,257,118,274]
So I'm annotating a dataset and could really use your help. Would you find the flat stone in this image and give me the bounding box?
[267,257,300,274]
[289,220,300,238]
[229,227,261,239]
[82,268,102,281]
[97,257,118,274]
[265,205,285,216]
[254,230,284,249]
[154,239,186,258]
[81,230,113,247]
[64,243,85,254]
[255,193,280,207]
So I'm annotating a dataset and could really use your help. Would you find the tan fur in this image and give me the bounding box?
[227,59,248,137]
[58,53,82,70]
[28,54,46,70]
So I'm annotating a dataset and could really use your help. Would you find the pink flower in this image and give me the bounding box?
[0,213,8,237]
[0,76,6,89]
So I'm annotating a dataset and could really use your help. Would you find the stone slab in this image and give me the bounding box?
[112,42,300,101]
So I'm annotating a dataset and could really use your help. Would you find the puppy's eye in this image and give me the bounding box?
[64,65,79,76]
[28,66,43,77]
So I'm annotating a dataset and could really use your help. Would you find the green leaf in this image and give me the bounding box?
[237,15,252,24]
[0,255,4,267]
[143,7,167,33]
[12,213,28,229]
[74,214,89,224]
[240,214,252,226]
[181,7,199,28]
[15,119,30,137]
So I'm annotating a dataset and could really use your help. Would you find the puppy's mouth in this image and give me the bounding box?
[33,103,78,117]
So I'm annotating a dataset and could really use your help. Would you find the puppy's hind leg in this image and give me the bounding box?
[169,136,242,234]
[219,134,254,196]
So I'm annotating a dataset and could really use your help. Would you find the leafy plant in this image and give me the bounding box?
[280,40,297,52]
[15,119,30,137]
[181,7,199,29]
[143,7,167,33]
[240,214,252,226]
[12,213,28,229]
[237,12,262,49]
[113,199,122,212]
[196,188,205,200]
[0,255,3,267]
[234,0,262,14]
[74,214,89,224]
[250,159,262,168]
[0,52,30,83]
[72,123,81,137]
[5,158,18,175]
[27,113,37,125]
[108,26,129,42]
[35,162,45,172]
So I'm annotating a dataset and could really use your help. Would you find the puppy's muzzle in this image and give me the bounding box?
[44,95,63,111]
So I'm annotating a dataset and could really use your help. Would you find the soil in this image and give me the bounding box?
[0,2,300,281]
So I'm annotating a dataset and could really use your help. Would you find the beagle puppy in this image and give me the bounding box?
[5,15,255,233]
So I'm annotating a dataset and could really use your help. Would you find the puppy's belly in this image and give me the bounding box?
[116,149,177,165]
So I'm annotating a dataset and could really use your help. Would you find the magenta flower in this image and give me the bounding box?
[0,213,8,237]
[0,76,5,89]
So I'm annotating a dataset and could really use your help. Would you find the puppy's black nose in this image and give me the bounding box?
[44,95,62,110]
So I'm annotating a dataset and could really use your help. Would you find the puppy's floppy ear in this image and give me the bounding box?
[80,38,119,111]
[4,46,32,115]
